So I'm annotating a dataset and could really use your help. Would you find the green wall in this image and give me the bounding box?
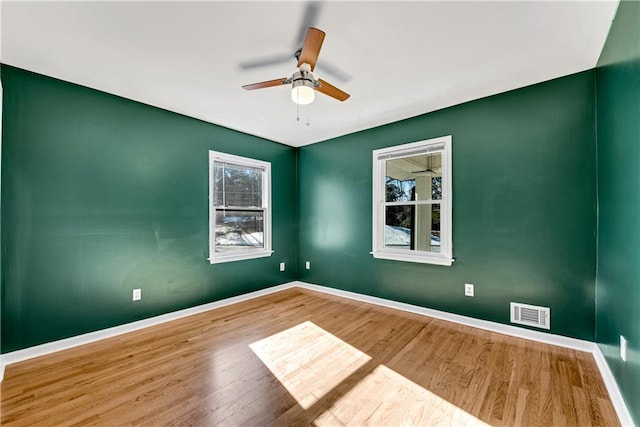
[0,65,297,352]
[596,0,640,423]
[298,71,597,341]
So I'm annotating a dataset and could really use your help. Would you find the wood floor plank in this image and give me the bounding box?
[1,287,620,426]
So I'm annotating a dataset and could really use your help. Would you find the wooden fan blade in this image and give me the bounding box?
[296,27,325,71]
[316,79,350,102]
[242,78,289,91]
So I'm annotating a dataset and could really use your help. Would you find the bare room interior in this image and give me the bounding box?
[0,1,639,425]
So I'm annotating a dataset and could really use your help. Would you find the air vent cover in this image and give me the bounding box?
[510,302,550,330]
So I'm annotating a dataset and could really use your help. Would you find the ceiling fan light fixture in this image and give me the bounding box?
[291,69,316,105]
[291,83,315,105]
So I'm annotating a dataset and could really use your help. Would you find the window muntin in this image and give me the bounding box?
[372,136,452,265]
[209,151,272,263]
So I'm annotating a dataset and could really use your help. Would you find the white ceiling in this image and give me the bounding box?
[1,1,618,147]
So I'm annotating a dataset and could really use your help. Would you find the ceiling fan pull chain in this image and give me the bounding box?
[306,107,311,127]
[296,102,301,122]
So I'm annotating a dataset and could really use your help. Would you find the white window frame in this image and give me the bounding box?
[209,150,272,264]
[372,135,453,266]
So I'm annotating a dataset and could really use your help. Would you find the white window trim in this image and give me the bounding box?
[371,135,453,266]
[209,151,272,264]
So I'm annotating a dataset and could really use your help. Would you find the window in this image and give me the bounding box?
[372,135,453,265]
[209,151,272,263]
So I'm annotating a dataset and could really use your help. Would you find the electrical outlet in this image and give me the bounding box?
[464,283,474,297]
[132,288,141,301]
[280,262,285,272]
[620,335,627,362]
[305,261,311,270]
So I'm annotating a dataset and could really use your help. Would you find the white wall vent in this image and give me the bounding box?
[510,302,550,330]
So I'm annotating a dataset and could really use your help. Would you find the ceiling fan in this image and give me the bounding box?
[242,27,350,105]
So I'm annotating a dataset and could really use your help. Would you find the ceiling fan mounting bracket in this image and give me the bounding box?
[298,63,312,72]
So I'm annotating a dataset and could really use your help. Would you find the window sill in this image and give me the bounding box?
[371,251,454,266]
[209,250,273,264]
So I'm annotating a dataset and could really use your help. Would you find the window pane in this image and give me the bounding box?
[384,203,441,252]
[385,177,414,202]
[415,203,441,253]
[385,153,442,202]
[215,210,264,252]
[384,205,413,249]
[214,162,263,207]
[431,176,442,201]
[213,163,225,206]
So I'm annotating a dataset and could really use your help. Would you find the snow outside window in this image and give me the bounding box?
[209,151,272,263]
[372,136,453,266]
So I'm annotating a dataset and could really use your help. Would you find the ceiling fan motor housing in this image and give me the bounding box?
[292,69,316,87]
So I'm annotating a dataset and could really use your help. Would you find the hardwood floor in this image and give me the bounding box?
[1,287,619,426]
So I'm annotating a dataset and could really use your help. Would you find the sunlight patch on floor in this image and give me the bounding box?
[315,365,490,426]
[251,321,489,425]
[249,321,371,409]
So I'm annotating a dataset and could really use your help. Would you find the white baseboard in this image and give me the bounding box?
[1,282,297,369]
[293,281,595,351]
[0,280,633,426]
[592,344,635,426]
